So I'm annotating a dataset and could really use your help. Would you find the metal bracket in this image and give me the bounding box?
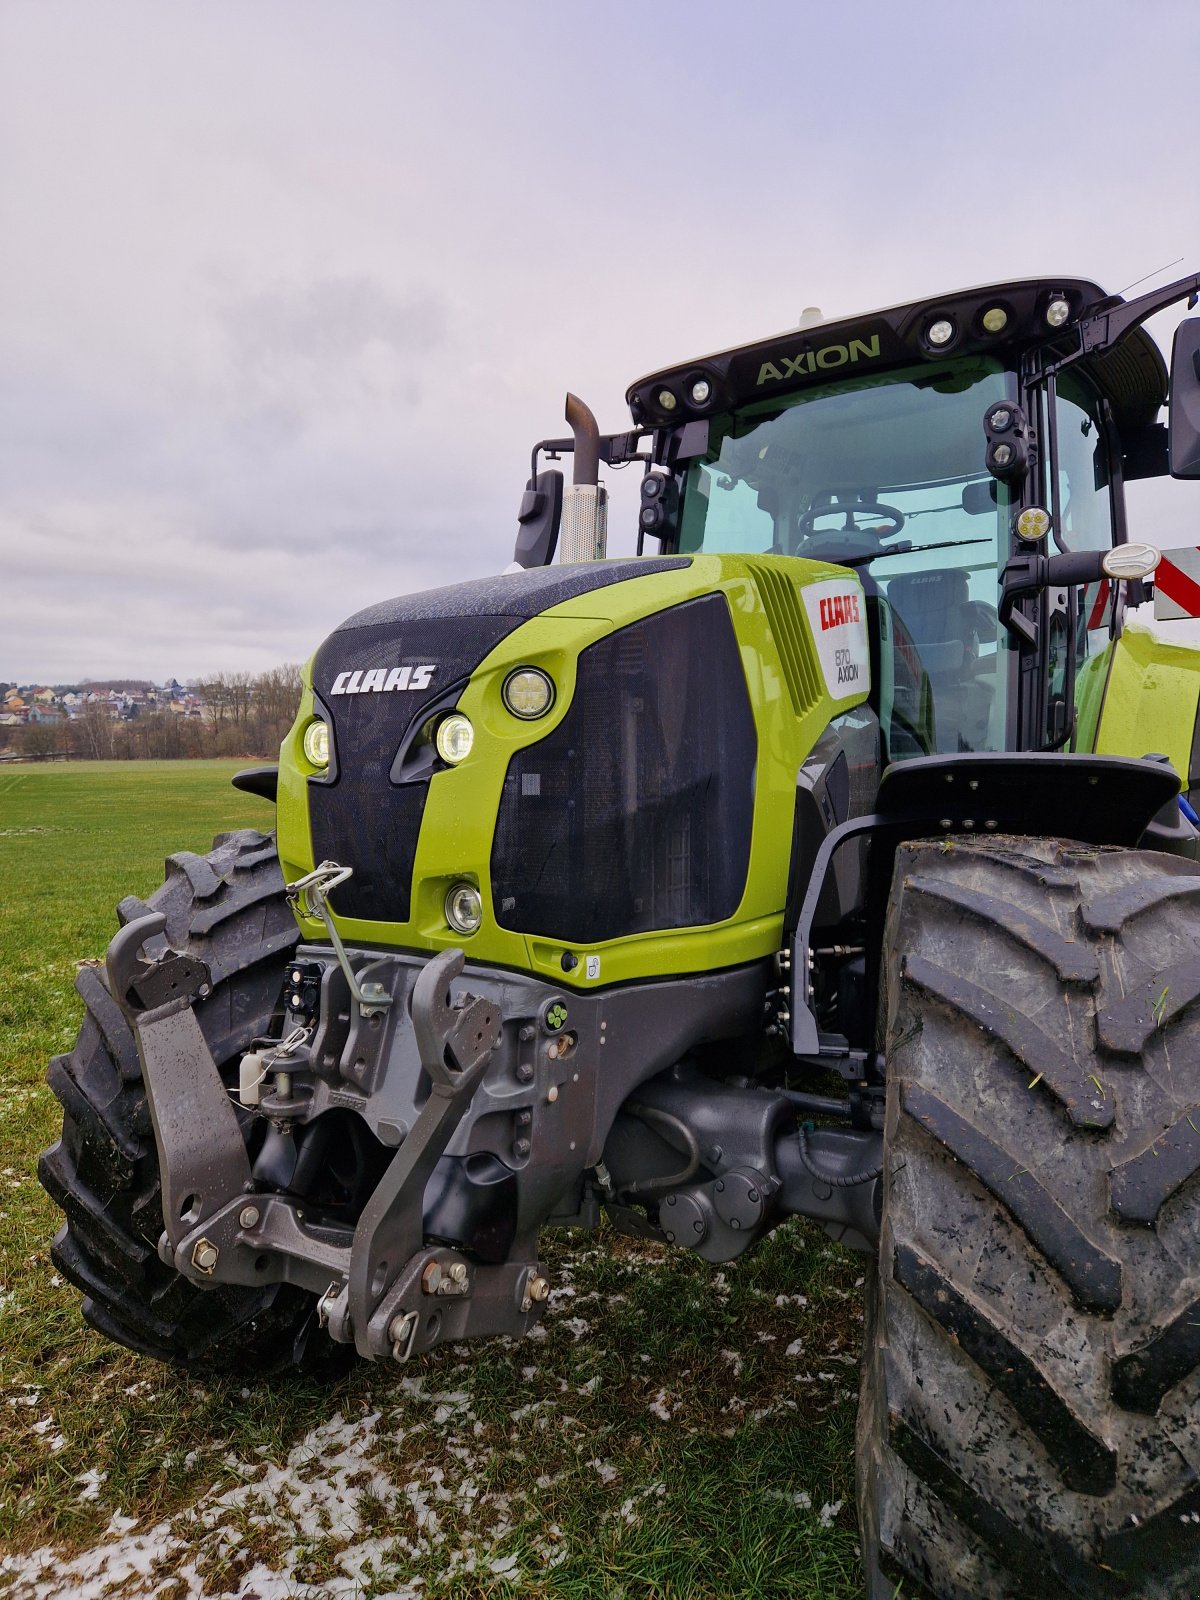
[346,947,501,1358]
[105,911,211,1015]
[1021,271,1200,386]
[286,863,391,1017]
[790,814,885,1056]
[366,1254,539,1362]
[105,913,252,1252]
[171,1190,352,1295]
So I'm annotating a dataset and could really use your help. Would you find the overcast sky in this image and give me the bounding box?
[2,0,1198,684]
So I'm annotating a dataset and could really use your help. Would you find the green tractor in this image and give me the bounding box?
[40,271,1200,1597]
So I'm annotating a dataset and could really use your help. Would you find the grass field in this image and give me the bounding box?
[0,761,869,1599]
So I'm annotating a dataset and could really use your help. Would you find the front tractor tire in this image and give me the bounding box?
[39,830,337,1371]
[859,836,1200,1600]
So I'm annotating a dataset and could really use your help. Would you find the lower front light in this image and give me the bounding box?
[445,881,483,935]
[302,719,330,769]
[436,713,474,764]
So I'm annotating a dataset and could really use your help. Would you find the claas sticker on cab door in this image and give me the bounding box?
[800,578,870,700]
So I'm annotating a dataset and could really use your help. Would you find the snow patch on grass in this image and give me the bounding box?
[646,1390,673,1422]
[74,1469,105,1504]
[0,1404,563,1600]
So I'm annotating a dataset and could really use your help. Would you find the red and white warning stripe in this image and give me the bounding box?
[1154,548,1200,621]
[1083,578,1112,630]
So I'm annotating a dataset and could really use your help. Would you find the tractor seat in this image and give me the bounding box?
[886,567,994,751]
[887,567,988,668]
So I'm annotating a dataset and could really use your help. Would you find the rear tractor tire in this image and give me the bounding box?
[39,829,341,1372]
[859,835,1200,1599]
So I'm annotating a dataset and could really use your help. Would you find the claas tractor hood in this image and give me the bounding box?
[275,551,877,992]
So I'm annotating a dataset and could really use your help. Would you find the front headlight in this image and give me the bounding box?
[436,713,474,764]
[302,718,330,769]
[445,881,483,935]
[502,667,555,720]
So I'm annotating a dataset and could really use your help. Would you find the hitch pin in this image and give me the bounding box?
[286,862,392,1018]
[268,1025,310,1103]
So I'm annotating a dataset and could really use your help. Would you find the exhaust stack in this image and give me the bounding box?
[559,393,607,563]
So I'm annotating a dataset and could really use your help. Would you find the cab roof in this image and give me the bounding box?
[625,276,1167,436]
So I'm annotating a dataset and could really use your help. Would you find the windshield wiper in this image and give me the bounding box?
[833,536,992,568]
[904,502,968,519]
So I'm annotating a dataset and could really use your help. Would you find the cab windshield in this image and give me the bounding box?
[677,358,1015,755]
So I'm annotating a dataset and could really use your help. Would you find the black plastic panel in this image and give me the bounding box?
[491,594,757,944]
[310,617,518,922]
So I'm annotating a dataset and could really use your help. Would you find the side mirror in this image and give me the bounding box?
[999,542,1160,646]
[510,469,564,569]
[1169,318,1200,478]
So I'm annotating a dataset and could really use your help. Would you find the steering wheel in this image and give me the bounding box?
[796,500,906,540]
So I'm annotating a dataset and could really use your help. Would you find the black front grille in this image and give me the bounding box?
[491,594,757,944]
[309,615,518,922]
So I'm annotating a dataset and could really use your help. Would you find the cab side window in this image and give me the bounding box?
[1055,373,1114,554]
[1050,373,1116,736]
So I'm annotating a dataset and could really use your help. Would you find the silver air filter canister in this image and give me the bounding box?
[560,482,608,563]
[560,392,608,564]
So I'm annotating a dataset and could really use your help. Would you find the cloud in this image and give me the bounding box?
[1,0,1198,681]
[223,274,446,373]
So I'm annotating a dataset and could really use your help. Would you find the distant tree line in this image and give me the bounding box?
[1,666,303,762]
[79,678,156,695]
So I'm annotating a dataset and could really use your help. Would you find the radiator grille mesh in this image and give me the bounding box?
[753,566,823,716]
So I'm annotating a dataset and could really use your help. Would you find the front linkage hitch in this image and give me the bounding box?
[105,913,551,1361]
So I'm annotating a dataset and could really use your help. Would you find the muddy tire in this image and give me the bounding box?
[858,836,1200,1599]
[39,830,340,1371]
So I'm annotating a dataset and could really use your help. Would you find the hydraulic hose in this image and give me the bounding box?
[793,1123,883,1189]
[780,1089,854,1120]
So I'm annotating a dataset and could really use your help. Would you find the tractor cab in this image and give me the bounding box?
[668,350,1015,759]
[630,275,1200,763]
[519,272,1200,767]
